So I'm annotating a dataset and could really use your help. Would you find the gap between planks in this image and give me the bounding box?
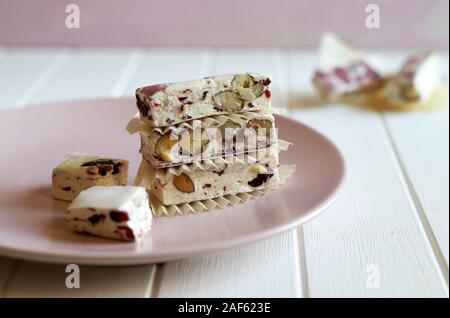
[150,263,165,298]
[295,227,310,298]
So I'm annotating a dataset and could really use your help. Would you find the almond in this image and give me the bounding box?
[173,173,195,193]
[212,91,244,111]
[231,74,265,100]
[246,119,273,136]
[251,164,267,174]
[155,133,179,162]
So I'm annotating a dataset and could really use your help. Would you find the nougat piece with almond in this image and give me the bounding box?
[135,73,272,127]
[136,111,277,168]
[52,154,128,201]
[137,146,279,205]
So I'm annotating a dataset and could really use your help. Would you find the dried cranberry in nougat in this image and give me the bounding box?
[135,73,272,127]
[52,154,129,201]
[66,186,152,241]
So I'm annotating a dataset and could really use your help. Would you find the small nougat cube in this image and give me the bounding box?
[52,154,128,201]
[66,186,152,241]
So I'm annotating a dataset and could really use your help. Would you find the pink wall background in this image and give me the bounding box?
[0,0,448,48]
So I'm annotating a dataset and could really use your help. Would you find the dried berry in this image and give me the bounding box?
[117,226,135,240]
[62,186,71,191]
[139,84,167,97]
[248,172,274,187]
[81,159,114,166]
[262,78,272,86]
[136,98,149,117]
[110,211,130,222]
[173,173,195,193]
[88,214,106,225]
[81,159,122,176]
[112,162,122,175]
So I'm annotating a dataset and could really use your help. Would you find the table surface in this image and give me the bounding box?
[0,47,448,298]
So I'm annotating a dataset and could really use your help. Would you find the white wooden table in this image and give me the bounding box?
[0,47,448,298]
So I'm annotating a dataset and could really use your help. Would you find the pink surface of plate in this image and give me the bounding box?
[0,98,345,265]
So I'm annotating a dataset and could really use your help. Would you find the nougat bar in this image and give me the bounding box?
[52,154,128,201]
[138,111,277,168]
[66,186,152,241]
[135,73,272,127]
[139,147,279,205]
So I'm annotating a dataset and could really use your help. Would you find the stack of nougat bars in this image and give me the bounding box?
[130,73,281,206]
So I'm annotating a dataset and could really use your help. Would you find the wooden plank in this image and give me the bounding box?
[4,262,155,298]
[123,48,211,95]
[288,49,448,297]
[31,48,142,104]
[158,232,301,297]
[0,48,73,109]
[158,48,302,298]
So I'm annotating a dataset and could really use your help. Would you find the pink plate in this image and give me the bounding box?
[0,98,345,265]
